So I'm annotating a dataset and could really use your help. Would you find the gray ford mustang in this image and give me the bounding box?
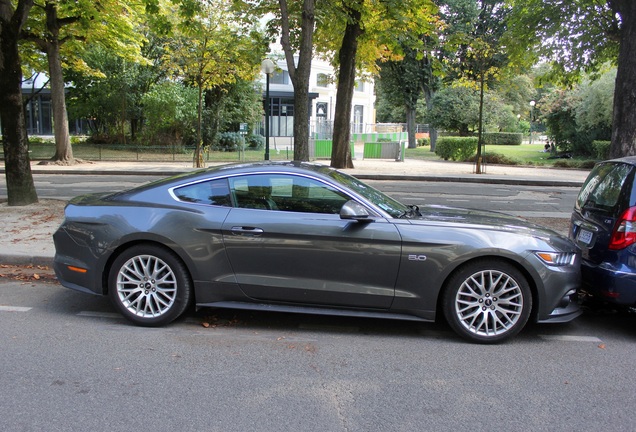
[53,161,581,343]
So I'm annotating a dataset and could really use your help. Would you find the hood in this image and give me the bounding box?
[413,204,561,238]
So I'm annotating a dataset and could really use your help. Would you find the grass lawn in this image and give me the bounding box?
[405,143,598,168]
[8,139,598,168]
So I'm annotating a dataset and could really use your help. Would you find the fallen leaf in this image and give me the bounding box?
[598,343,606,349]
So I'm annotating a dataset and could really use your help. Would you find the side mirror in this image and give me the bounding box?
[340,200,371,221]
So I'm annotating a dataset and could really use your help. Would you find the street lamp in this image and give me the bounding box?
[260,59,275,161]
[529,100,536,145]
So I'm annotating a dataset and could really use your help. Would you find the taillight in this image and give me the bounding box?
[609,207,636,250]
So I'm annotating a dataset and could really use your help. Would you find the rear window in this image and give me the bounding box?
[576,163,634,213]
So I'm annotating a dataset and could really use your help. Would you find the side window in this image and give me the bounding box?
[230,175,278,210]
[229,174,350,214]
[173,179,231,207]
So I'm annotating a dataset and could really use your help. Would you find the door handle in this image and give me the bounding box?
[230,226,264,236]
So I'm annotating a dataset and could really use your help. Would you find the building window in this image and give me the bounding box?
[316,73,330,88]
[270,70,289,85]
[353,105,363,134]
[316,102,328,118]
[25,95,53,135]
[266,97,294,137]
[355,80,365,92]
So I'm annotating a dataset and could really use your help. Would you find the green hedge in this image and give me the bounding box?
[592,140,611,160]
[417,137,430,147]
[435,137,478,161]
[483,132,522,145]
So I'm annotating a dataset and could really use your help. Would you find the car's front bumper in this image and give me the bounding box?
[536,287,582,323]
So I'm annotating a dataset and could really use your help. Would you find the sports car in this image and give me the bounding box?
[53,161,581,343]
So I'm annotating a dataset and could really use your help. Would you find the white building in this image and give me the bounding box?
[260,56,376,148]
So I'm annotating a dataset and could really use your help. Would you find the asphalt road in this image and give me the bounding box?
[1,174,579,218]
[1,278,634,431]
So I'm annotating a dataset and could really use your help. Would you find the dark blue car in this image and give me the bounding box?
[571,156,636,306]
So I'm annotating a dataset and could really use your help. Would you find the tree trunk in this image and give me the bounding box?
[424,88,438,151]
[1,0,38,206]
[475,72,485,174]
[292,78,310,161]
[45,1,74,164]
[406,106,417,149]
[609,0,636,158]
[331,3,363,169]
[194,83,204,167]
[279,0,314,162]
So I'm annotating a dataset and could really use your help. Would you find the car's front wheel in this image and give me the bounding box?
[443,260,532,343]
[108,244,192,326]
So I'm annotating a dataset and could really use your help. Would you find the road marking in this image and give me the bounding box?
[539,335,603,343]
[0,305,32,312]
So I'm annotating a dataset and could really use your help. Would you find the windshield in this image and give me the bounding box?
[327,170,410,218]
[576,162,633,213]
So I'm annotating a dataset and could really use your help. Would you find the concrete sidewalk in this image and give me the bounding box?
[0,158,590,267]
[7,157,590,186]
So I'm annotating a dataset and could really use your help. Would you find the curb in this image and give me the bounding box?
[0,254,54,267]
[0,168,585,187]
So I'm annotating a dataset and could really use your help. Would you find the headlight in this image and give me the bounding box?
[534,251,577,266]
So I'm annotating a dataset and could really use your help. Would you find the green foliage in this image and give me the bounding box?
[428,86,479,135]
[506,0,618,84]
[141,81,198,146]
[435,136,478,161]
[418,137,430,147]
[541,68,614,156]
[203,79,263,147]
[575,68,615,136]
[66,45,163,137]
[427,85,511,135]
[469,152,519,165]
[493,74,536,119]
[215,132,244,152]
[245,134,264,150]
[592,140,611,160]
[483,133,522,145]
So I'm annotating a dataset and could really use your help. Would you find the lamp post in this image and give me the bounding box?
[529,100,536,145]
[260,59,275,161]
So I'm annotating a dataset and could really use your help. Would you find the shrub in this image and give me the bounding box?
[215,132,243,152]
[552,159,597,169]
[467,152,519,165]
[417,137,430,147]
[482,132,522,145]
[245,134,264,150]
[592,140,611,160]
[435,137,478,161]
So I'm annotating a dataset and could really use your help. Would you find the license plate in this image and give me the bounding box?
[577,229,593,245]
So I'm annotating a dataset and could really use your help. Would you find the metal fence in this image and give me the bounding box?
[1,144,293,163]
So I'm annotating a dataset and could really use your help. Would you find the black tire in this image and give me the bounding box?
[108,244,192,327]
[442,260,532,343]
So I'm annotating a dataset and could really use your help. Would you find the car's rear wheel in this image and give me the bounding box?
[443,260,532,343]
[108,244,192,326]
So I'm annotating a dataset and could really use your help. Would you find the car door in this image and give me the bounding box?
[221,173,401,309]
